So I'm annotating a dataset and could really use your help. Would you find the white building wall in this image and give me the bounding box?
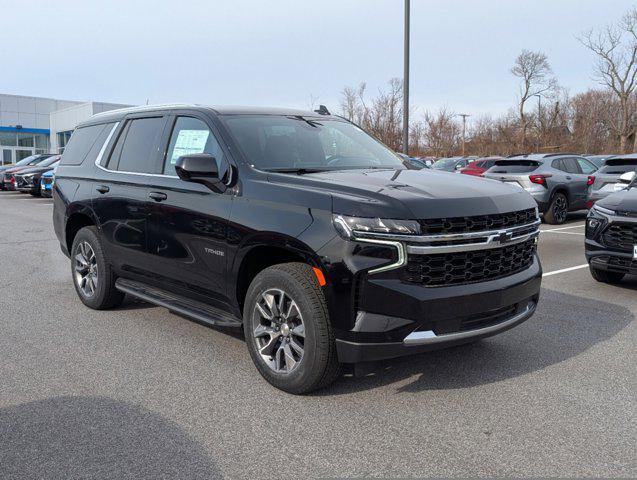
[0,94,83,130]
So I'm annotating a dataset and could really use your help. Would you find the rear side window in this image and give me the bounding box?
[109,117,164,173]
[552,159,567,171]
[60,123,113,166]
[563,158,582,174]
[490,160,540,173]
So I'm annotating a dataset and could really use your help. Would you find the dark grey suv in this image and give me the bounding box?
[483,153,598,224]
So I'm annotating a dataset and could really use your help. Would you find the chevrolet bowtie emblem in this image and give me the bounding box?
[498,231,514,243]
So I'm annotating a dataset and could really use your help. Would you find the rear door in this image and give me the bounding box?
[144,112,235,311]
[92,114,168,280]
[564,157,591,209]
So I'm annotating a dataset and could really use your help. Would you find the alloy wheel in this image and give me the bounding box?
[252,288,305,373]
[74,241,98,297]
[554,195,567,223]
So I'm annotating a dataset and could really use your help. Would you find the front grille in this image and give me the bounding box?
[403,238,536,287]
[608,256,636,269]
[418,207,536,235]
[602,223,637,251]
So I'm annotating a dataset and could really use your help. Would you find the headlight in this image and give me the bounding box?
[22,173,35,179]
[590,204,615,217]
[333,214,420,239]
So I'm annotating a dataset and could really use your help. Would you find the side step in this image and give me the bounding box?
[115,278,242,328]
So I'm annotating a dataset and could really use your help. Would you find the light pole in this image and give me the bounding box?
[459,113,470,156]
[534,94,542,153]
[402,0,410,155]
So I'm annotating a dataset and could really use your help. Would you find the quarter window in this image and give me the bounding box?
[60,123,113,166]
[109,117,165,173]
[163,117,224,175]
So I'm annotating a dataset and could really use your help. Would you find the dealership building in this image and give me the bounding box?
[0,93,131,164]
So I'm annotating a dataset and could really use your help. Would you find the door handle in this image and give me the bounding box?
[565,176,572,180]
[96,185,110,194]
[148,191,168,202]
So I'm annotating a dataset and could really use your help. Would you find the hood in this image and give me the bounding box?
[597,187,637,213]
[268,168,536,219]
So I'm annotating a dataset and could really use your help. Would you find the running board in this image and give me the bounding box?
[115,278,242,328]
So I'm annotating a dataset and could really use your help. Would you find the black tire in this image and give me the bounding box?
[71,226,124,310]
[589,266,625,284]
[544,192,568,224]
[243,263,341,394]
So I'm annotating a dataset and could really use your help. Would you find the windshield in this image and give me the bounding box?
[38,156,60,167]
[221,115,405,172]
[14,155,41,166]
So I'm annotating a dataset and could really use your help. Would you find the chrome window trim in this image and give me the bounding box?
[94,122,119,167]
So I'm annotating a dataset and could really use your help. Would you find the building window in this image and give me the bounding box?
[0,131,17,146]
[57,131,73,153]
[34,133,49,151]
[17,132,34,147]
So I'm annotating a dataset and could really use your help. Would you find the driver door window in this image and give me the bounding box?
[163,117,224,176]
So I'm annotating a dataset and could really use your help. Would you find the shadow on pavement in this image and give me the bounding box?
[0,396,221,479]
[319,287,633,395]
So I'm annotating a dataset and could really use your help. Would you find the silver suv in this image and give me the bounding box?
[587,154,637,207]
[483,153,598,224]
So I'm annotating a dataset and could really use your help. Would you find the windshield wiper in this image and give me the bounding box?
[263,167,328,175]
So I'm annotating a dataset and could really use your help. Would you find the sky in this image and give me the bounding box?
[1,0,635,121]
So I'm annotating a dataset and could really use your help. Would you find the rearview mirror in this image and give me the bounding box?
[174,154,228,193]
[619,171,635,184]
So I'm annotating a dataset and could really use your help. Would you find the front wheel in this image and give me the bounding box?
[544,192,568,224]
[243,263,340,394]
[589,266,625,284]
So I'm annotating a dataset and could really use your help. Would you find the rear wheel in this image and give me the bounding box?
[244,263,340,394]
[71,226,124,309]
[589,266,625,284]
[544,192,568,224]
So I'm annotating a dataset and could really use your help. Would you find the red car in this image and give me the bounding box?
[460,156,502,176]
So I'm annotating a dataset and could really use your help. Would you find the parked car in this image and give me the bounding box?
[459,156,502,176]
[53,105,541,394]
[584,154,616,168]
[483,153,598,224]
[40,168,56,198]
[15,155,61,196]
[585,171,637,283]
[0,154,55,190]
[587,154,637,208]
[432,156,478,172]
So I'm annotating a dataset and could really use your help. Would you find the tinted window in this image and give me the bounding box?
[599,159,637,174]
[110,117,164,173]
[576,158,597,174]
[61,123,113,166]
[163,117,224,175]
[563,158,581,174]
[489,160,541,173]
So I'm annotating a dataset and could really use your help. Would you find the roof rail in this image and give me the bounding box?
[543,152,580,157]
[506,153,528,158]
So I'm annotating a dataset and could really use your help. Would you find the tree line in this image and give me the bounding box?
[338,7,637,156]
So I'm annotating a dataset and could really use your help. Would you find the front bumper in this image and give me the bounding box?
[335,255,542,363]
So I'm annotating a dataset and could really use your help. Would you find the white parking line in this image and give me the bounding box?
[543,264,589,277]
[541,230,585,236]
[541,224,585,232]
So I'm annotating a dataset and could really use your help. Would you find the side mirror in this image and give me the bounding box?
[174,154,228,193]
[619,171,635,184]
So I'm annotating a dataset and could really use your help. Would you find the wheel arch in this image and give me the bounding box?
[65,207,98,254]
[231,236,323,315]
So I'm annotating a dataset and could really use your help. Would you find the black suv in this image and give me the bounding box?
[53,105,542,393]
[586,172,637,283]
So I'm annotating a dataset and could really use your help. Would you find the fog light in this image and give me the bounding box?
[587,218,600,230]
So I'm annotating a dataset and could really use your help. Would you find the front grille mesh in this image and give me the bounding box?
[602,223,637,251]
[418,208,536,235]
[402,238,536,287]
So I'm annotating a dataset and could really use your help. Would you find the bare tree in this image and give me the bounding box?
[579,7,637,152]
[511,50,557,150]
[423,108,460,156]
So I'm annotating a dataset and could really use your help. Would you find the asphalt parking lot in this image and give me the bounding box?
[0,191,635,479]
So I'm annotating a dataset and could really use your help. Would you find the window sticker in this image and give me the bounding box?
[171,129,210,164]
